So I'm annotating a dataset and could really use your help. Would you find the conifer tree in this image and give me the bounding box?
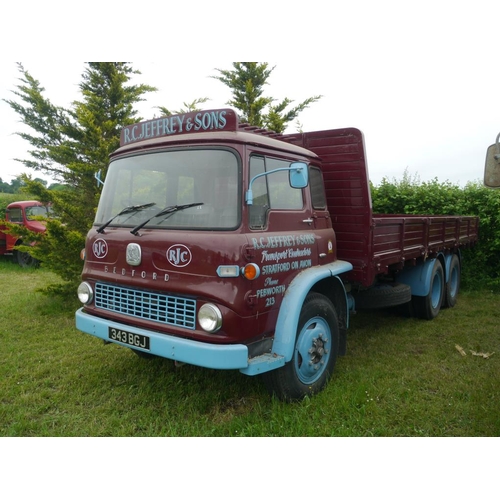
[157,97,210,116]
[213,62,322,133]
[4,63,156,292]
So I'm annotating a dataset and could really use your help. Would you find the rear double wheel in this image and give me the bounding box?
[444,254,460,308]
[412,259,444,320]
[263,293,339,401]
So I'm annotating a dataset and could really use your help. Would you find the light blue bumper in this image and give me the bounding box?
[76,308,282,374]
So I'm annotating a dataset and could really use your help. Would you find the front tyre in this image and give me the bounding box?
[263,293,339,401]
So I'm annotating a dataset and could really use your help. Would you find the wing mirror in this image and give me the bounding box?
[289,162,309,189]
[484,133,500,188]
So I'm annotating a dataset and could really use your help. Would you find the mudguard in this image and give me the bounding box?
[397,258,436,296]
[271,260,353,362]
[397,254,454,297]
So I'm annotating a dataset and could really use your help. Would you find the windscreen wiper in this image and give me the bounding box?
[130,202,204,235]
[96,203,156,233]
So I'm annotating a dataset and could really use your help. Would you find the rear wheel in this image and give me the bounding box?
[443,254,460,308]
[263,293,339,401]
[412,259,444,320]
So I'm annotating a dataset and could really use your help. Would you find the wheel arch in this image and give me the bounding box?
[10,237,23,253]
[272,260,352,362]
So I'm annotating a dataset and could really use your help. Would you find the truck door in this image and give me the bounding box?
[307,165,336,261]
[246,155,317,316]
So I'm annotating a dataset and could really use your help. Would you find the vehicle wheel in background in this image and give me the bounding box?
[14,249,39,268]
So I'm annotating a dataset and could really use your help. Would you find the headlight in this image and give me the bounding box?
[198,303,222,333]
[77,282,94,304]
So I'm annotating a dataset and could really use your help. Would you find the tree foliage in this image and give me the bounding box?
[4,63,156,292]
[213,62,322,133]
[371,170,500,292]
[0,175,52,193]
[0,176,23,193]
[157,97,210,117]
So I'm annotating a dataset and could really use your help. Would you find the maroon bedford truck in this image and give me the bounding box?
[75,109,478,400]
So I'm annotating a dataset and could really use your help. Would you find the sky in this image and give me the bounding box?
[1,3,498,189]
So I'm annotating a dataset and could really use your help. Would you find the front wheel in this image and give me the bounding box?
[263,293,339,401]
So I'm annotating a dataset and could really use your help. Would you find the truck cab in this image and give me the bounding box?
[76,109,354,400]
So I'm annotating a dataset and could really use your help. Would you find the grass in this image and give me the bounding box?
[1,255,499,437]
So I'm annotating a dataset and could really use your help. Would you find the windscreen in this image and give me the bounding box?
[95,149,240,230]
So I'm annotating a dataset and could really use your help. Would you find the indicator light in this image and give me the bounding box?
[242,263,260,280]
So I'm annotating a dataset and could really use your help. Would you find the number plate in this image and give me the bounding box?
[108,327,150,351]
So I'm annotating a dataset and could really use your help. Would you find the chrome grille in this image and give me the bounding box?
[95,282,196,330]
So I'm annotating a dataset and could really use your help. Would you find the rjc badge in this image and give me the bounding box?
[92,238,108,259]
[166,244,192,267]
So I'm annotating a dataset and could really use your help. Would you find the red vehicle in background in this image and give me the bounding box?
[0,200,49,267]
[75,109,479,401]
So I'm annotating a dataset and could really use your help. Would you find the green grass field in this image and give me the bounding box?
[1,256,498,437]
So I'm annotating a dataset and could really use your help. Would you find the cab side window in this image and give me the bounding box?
[309,166,327,209]
[7,208,23,222]
[249,156,269,227]
[266,157,303,210]
[249,156,304,228]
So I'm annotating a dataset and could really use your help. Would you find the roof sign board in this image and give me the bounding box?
[120,108,238,146]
